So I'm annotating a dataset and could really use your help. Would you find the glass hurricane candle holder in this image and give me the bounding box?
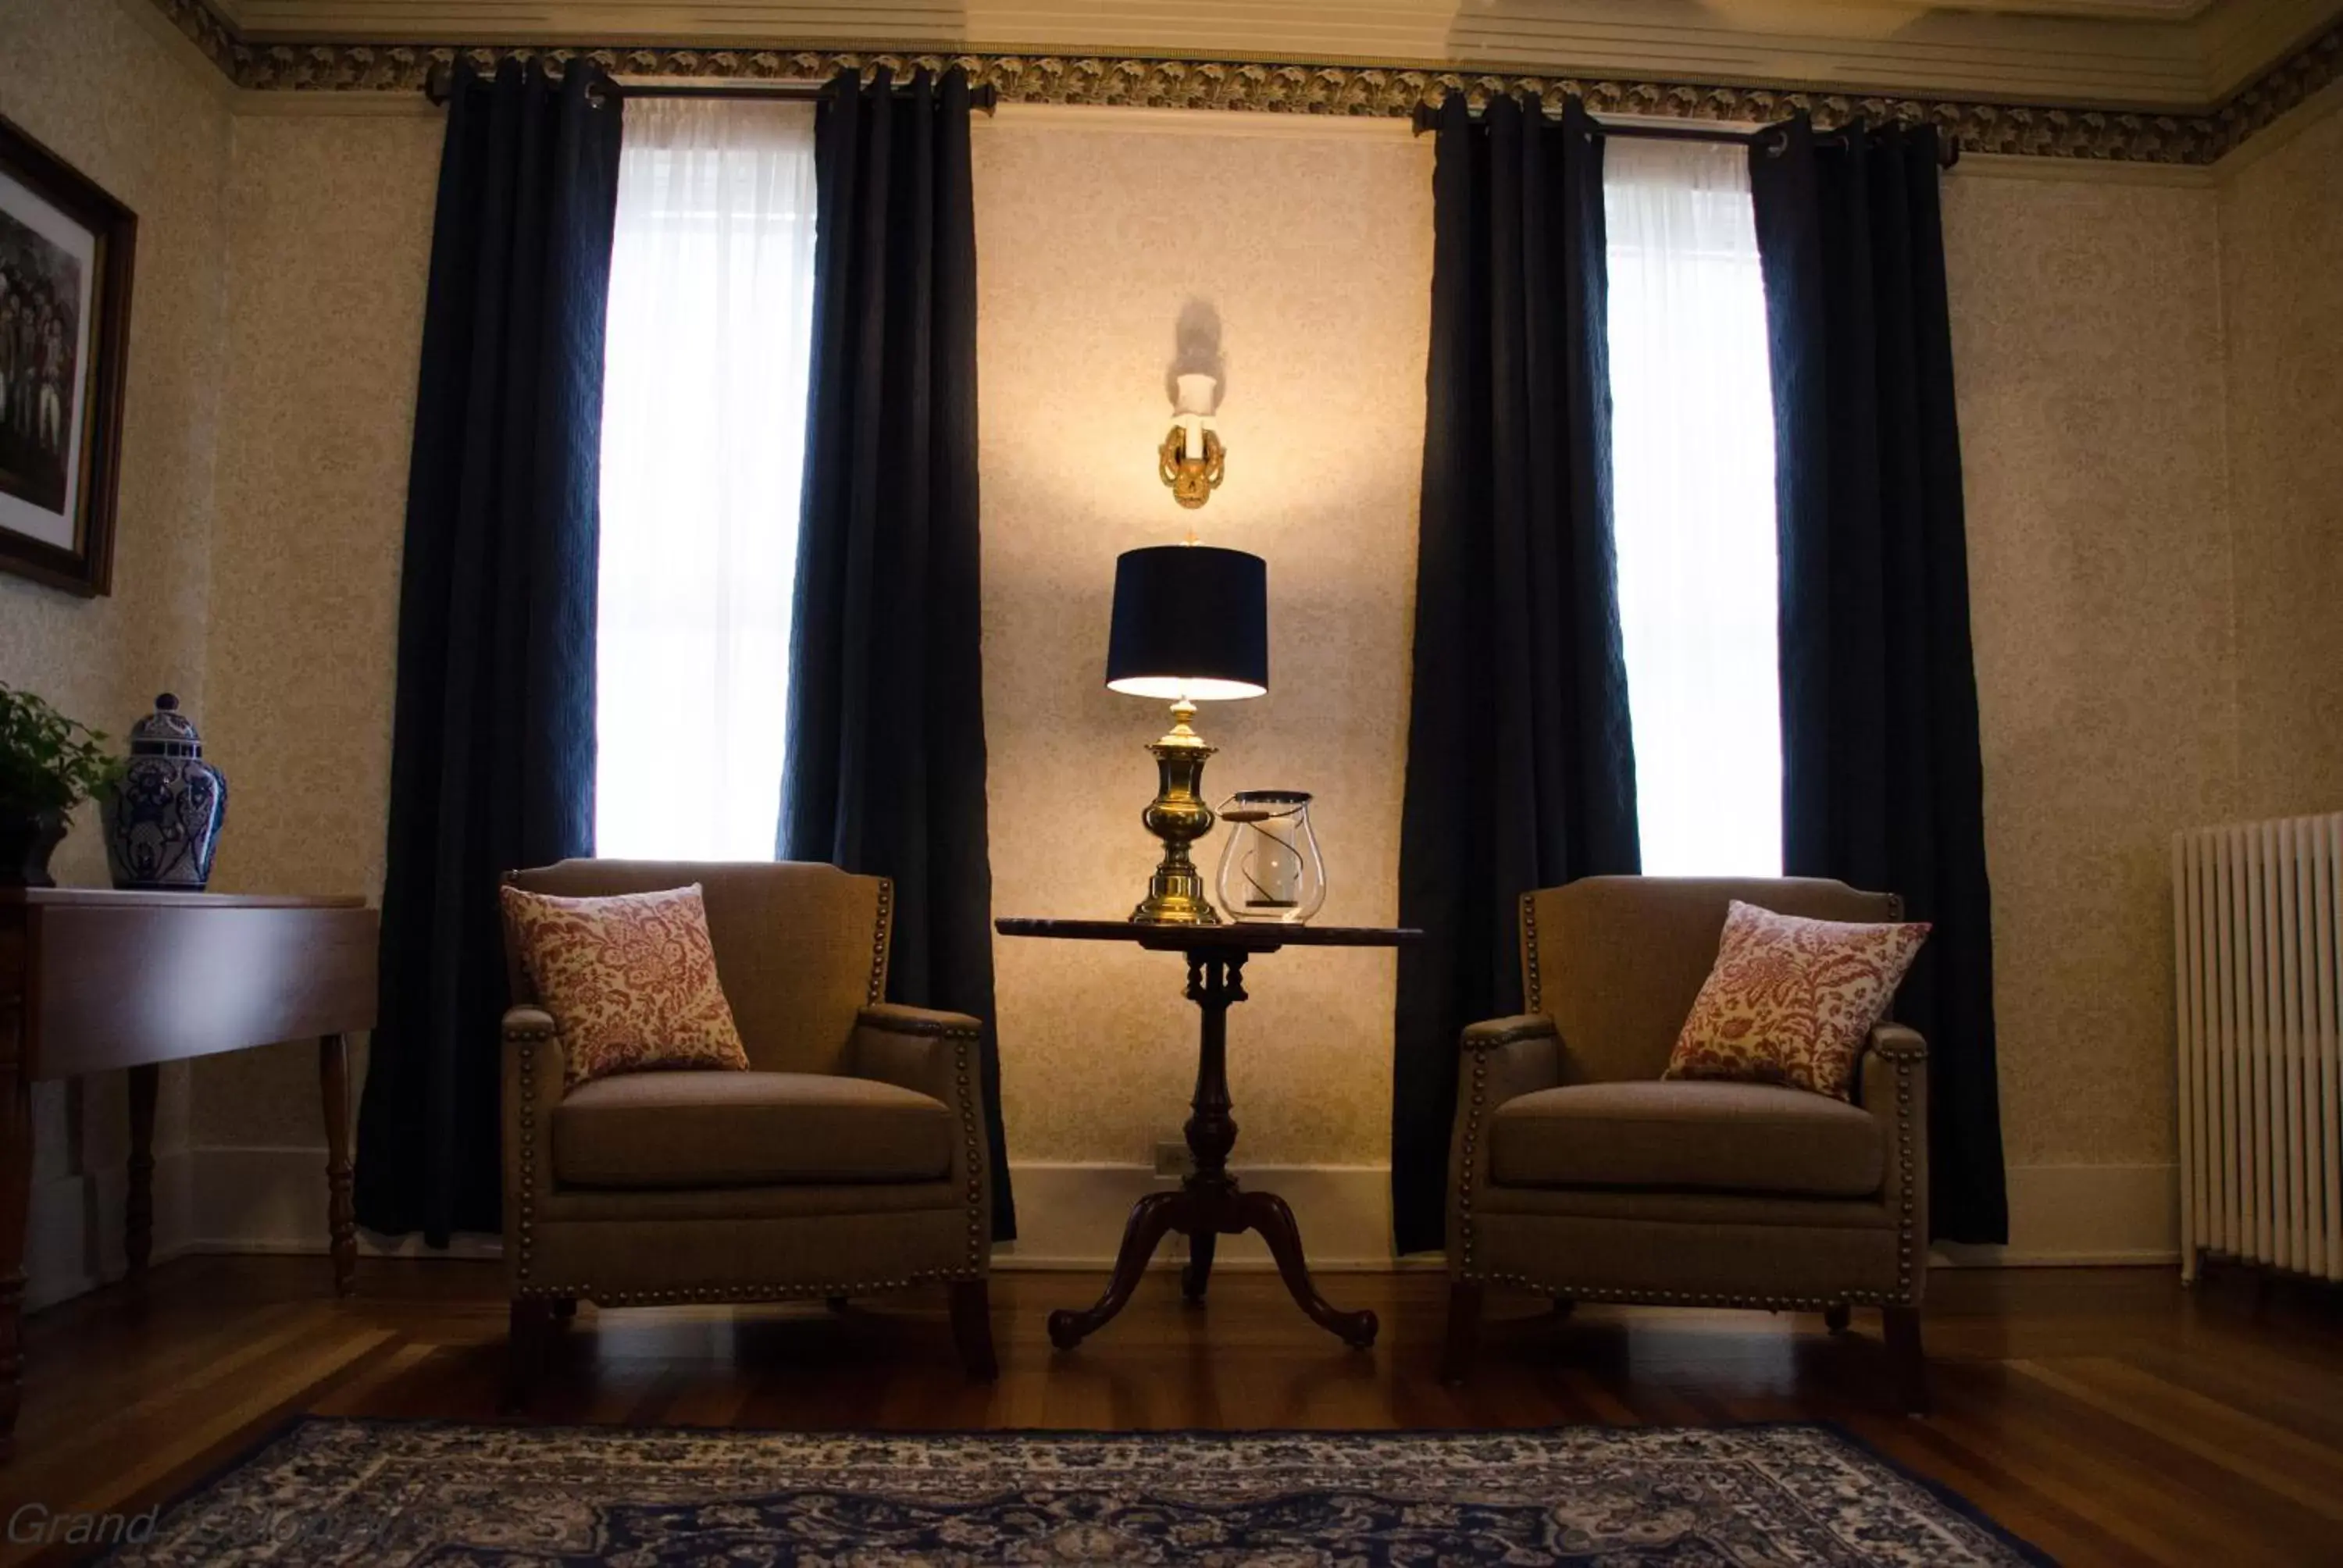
[1214,790,1326,924]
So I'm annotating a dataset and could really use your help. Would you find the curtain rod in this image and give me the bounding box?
[422,63,999,113]
[1407,102,1958,169]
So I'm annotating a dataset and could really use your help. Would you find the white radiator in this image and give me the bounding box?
[2173,813,2343,1282]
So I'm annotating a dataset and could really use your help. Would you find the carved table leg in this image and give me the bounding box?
[1236,1188,1379,1348]
[126,1063,158,1278]
[1048,1188,1186,1349]
[1181,1231,1217,1304]
[0,994,28,1461]
[1050,949,1378,1352]
[319,1034,355,1297]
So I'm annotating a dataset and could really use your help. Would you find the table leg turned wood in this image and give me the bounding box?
[126,1063,158,1278]
[1048,950,1378,1352]
[319,1033,356,1298]
[0,994,28,1461]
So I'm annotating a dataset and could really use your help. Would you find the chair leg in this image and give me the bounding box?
[1883,1305,1928,1414]
[1550,1295,1576,1319]
[550,1296,577,1322]
[826,1295,851,1313]
[1440,1281,1483,1384]
[950,1279,998,1382]
[505,1299,553,1410]
[1823,1302,1851,1334]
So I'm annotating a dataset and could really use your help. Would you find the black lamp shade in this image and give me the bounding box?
[1104,544,1268,701]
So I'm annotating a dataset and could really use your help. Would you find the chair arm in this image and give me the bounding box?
[1859,1021,1930,1304]
[1461,1014,1562,1050]
[849,1003,992,1263]
[501,1007,565,1292]
[1447,1014,1565,1273]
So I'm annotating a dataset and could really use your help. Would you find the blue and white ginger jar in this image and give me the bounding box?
[102,693,228,890]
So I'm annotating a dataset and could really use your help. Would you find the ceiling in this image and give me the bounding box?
[204,0,2341,108]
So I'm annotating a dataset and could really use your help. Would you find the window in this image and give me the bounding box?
[595,98,818,859]
[1603,137,1783,876]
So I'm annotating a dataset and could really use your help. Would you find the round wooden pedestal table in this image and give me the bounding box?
[994,918,1420,1352]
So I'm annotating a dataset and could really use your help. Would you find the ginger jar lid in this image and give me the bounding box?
[127,693,203,759]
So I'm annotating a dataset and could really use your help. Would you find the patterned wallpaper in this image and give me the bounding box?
[2218,109,2343,821]
[139,0,2343,167]
[1941,173,2234,1172]
[0,0,234,1301]
[192,112,444,1147]
[10,0,2331,1259]
[972,117,1432,1166]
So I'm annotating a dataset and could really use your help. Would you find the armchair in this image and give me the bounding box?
[1443,875,1929,1411]
[500,859,996,1397]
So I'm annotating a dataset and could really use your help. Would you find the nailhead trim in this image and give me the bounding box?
[515,1032,538,1283]
[1521,891,1542,1014]
[509,989,991,1297]
[868,878,893,1004]
[1456,1042,1490,1270]
[1470,1274,1903,1310]
[516,1270,983,1305]
[950,1027,986,1270]
[1454,889,1923,1310]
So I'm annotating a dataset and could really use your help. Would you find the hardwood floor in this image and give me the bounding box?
[2,1256,2341,1564]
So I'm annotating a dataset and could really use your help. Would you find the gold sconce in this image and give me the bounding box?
[1158,370,1224,509]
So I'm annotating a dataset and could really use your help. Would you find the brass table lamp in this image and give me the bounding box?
[1105,544,1268,924]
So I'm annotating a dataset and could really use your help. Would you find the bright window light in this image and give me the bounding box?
[1603,137,1784,877]
[596,98,818,860]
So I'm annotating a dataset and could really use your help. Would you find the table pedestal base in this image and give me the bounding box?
[1046,1178,1379,1349]
[1045,950,1378,1352]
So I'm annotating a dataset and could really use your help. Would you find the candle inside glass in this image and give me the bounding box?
[1227,807,1301,907]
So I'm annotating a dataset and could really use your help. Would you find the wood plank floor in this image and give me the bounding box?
[2,1256,2341,1564]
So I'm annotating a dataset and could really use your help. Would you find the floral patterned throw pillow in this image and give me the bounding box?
[499,882,751,1091]
[1663,900,1931,1101]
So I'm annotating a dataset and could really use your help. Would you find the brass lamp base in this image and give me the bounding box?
[1131,699,1222,925]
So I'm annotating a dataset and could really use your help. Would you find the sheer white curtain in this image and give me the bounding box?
[596,98,818,859]
[1603,137,1783,876]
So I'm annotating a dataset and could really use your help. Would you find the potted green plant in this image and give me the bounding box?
[0,683,120,888]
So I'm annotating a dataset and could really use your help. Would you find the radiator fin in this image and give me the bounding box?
[2175,813,2343,1281]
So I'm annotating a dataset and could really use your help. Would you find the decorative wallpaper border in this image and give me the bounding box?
[145,0,2341,166]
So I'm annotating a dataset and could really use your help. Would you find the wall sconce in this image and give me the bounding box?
[1158,371,1224,509]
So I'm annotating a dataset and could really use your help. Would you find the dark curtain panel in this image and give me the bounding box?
[1390,95,1642,1255]
[1750,116,2009,1243]
[354,59,622,1243]
[781,67,1015,1241]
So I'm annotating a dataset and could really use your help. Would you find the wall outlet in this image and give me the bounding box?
[1154,1141,1193,1178]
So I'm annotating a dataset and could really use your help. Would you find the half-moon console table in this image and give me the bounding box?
[0,888,377,1462]
[995,918,1419,1352]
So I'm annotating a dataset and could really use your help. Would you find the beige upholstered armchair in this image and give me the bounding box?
[1443,875,1930,1411]
[500,859,995,1397]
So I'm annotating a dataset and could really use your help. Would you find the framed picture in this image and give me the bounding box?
[0,113,134,597]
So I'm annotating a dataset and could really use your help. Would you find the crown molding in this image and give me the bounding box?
[141,0,2343,164]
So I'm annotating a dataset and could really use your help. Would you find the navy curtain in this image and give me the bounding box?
[355,59,622,1242]
[1391,96,1642,1255]
[1750,116,2009,1243]
[781,67,1015,1241]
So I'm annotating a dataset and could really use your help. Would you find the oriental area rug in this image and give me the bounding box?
[109,1419,2050,1565]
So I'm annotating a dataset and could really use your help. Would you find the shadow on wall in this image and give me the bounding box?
[1167,298,1228,411]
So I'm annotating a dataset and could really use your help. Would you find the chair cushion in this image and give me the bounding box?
[501,882,750,1089]
[553,1071,954,1188]
[1489,1080,1883,1197]
[1664,899,1929,1100]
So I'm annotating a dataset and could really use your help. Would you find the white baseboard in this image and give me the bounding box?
[33,1149,2179,1299]
[23,1149,196,1312]
[1935,1162,2178,1267]
[186,1145,504,1258]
